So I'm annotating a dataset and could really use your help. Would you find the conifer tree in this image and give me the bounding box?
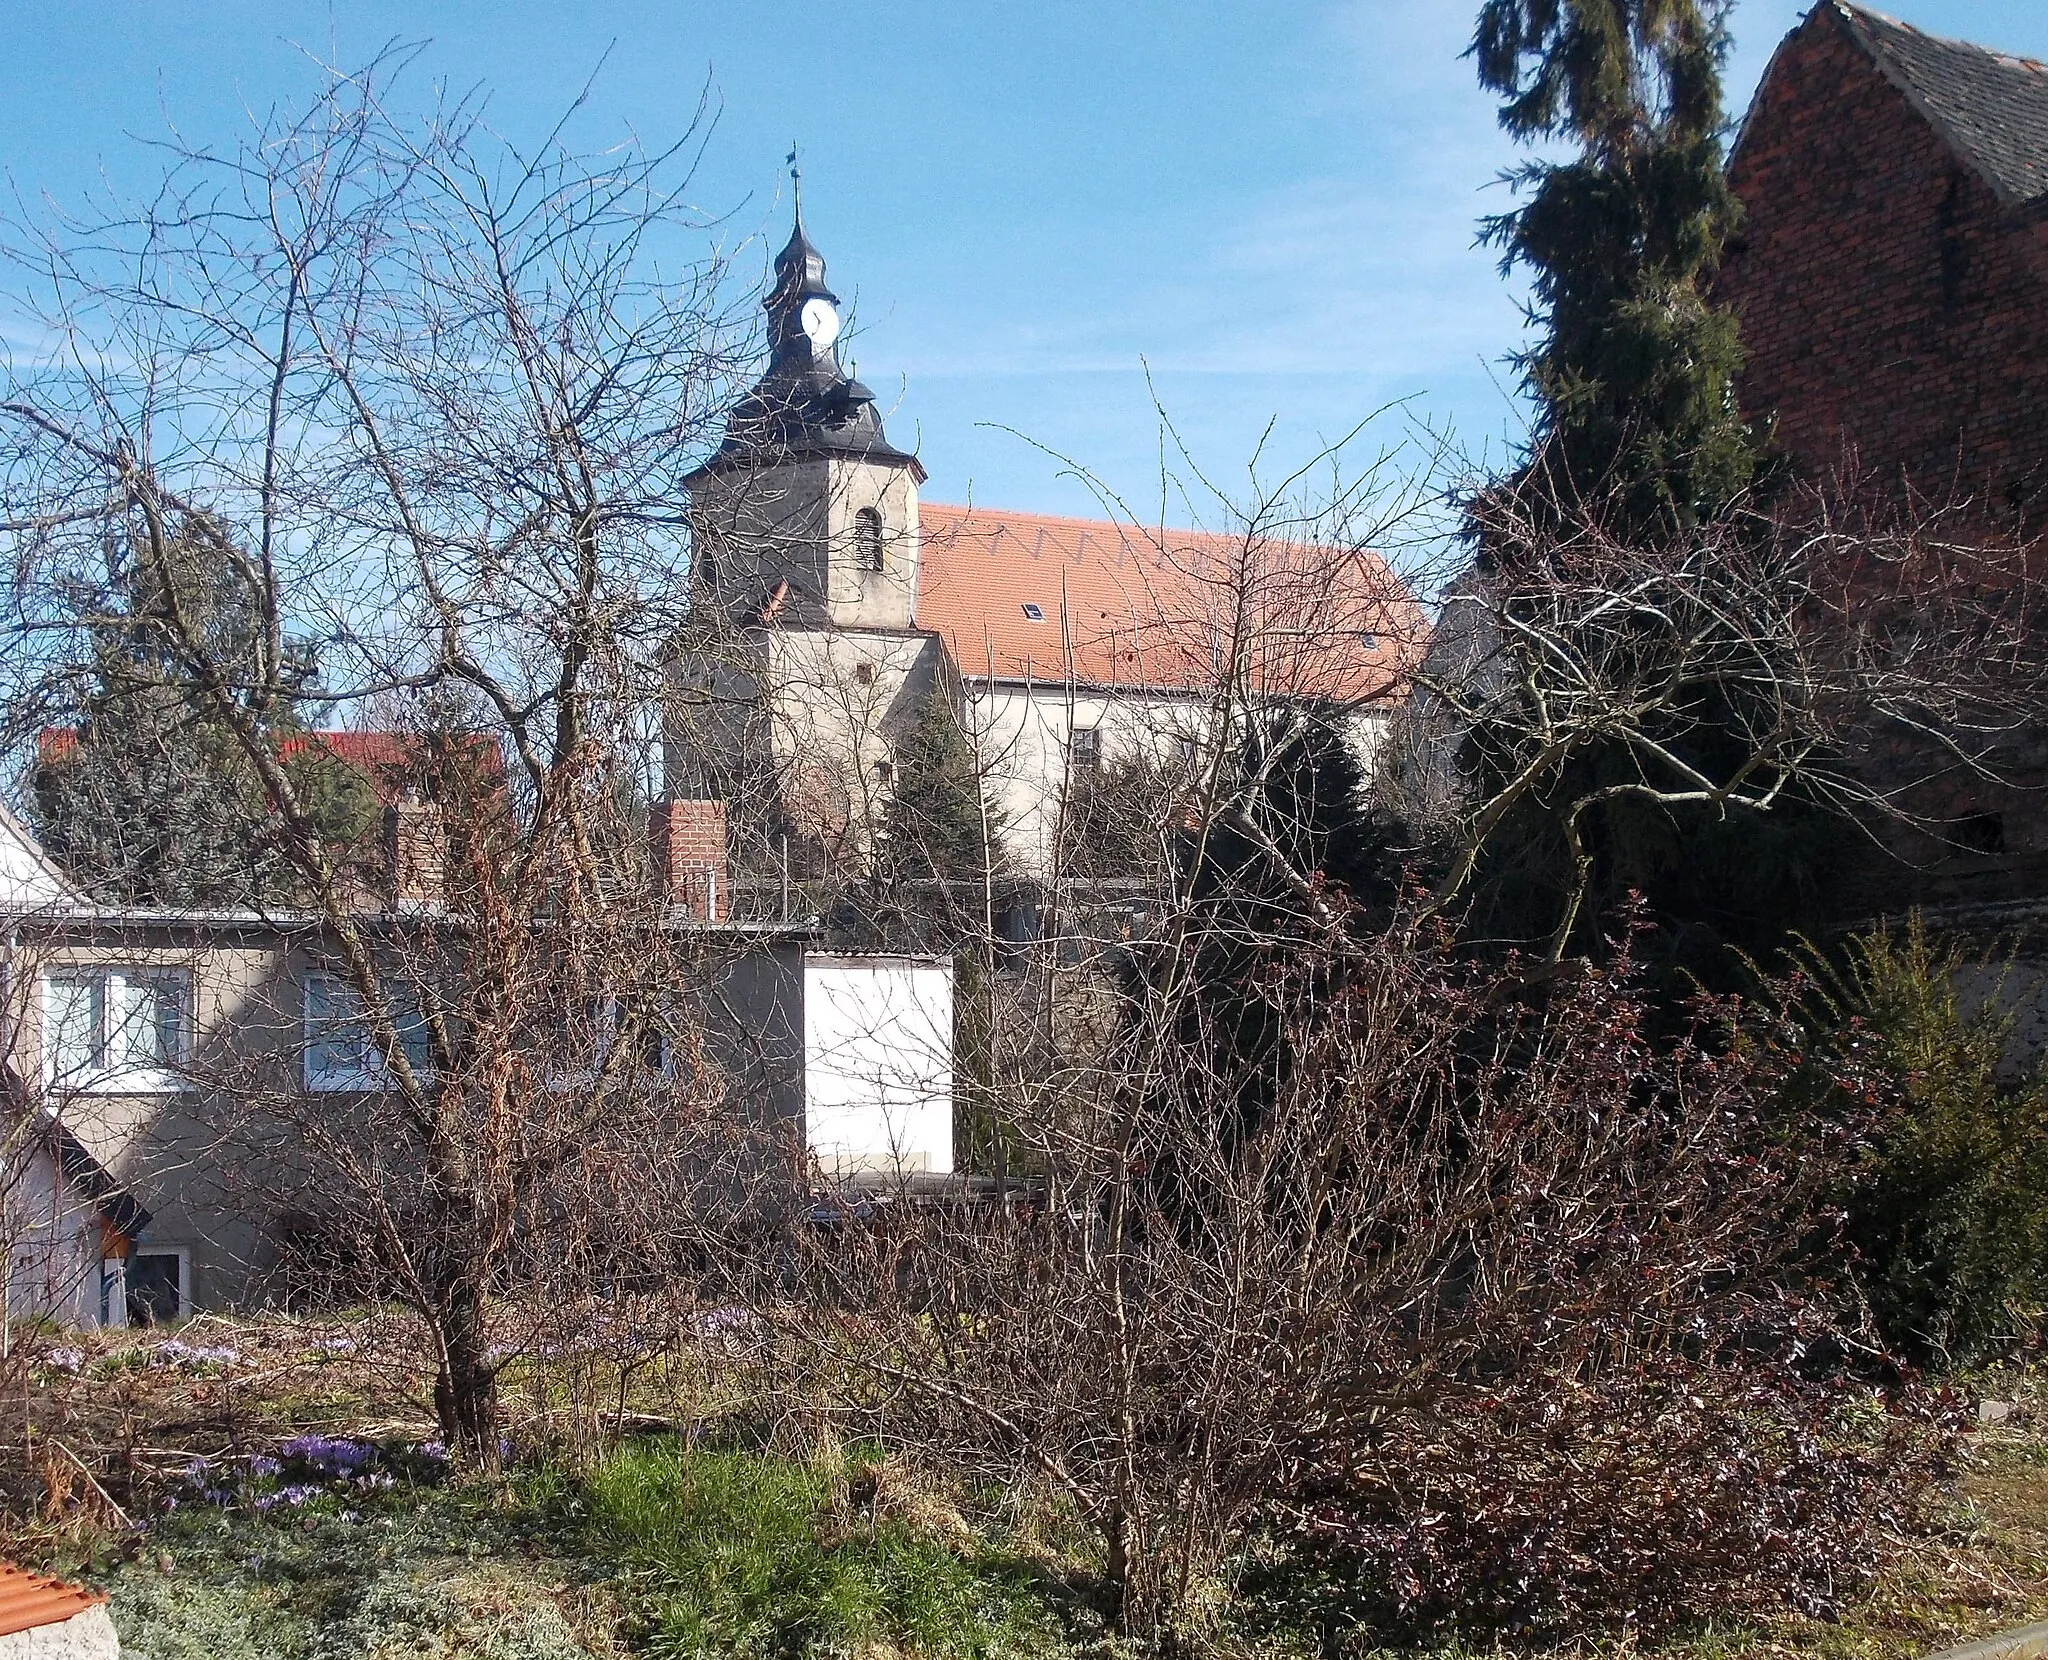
[1475,0,1756,534]
[1804,923,2048,1362]
[1146,713,1386,1168]
[874,689,1006,889]
[28,515,375,904]
[1426,1,1853,988]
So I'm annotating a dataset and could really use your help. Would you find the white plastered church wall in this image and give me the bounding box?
[962,684,1211,876]
[961,686,1394,878]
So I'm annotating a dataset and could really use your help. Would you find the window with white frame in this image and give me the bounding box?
[1068,725,1102,778]
[302,973,433,1092]
[42,968,189,1093]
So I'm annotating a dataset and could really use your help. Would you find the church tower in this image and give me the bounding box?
[685,207,926,630]
[670,199,945,882]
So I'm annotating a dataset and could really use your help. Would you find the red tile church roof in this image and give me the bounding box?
[913,503,1424,702]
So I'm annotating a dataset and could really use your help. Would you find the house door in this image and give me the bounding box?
[126,1252,185,1325]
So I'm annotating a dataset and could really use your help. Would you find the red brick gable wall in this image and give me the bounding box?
[1718,8,2048,524]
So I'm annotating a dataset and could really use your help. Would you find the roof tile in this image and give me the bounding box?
[914,503,1425,702]
[1836,2,2048,204]
[0,1560,104,1637]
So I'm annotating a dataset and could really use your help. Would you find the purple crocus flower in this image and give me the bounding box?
[280,1434,371,1473]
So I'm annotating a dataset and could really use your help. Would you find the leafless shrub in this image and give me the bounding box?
[774,896,1958,1634]
[1393,456,2048,961]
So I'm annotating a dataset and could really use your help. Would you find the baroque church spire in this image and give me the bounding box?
[705,193,917,472]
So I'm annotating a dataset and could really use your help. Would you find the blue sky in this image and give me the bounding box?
[2,1,2044,522]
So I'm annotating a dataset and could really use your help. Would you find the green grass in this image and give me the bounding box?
[26,1351,2046,1660]
[584,1439,1057,1659]
[96,1477,598,1660]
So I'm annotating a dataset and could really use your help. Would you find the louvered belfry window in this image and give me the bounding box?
[855,507,885,572]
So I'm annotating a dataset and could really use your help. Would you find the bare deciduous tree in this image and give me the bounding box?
[0,48,779,1458]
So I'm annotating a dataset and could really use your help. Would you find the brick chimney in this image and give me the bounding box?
[650,799,726,921]
[383,801,446,908]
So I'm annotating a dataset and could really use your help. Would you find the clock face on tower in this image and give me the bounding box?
[799,297,841,351]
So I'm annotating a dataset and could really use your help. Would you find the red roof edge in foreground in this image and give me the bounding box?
[0,1560,105,1637]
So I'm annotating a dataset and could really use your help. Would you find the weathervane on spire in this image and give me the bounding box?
[704,145,919,475]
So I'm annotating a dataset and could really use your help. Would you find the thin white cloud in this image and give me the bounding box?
[884,0,1530,386]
